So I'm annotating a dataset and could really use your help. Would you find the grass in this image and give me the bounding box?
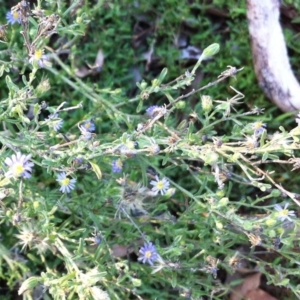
[0,1,300,299]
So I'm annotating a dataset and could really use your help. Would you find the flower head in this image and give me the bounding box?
[253,121,266,136]
[274,203,295,222]
[150,176,170,195]
[246,232,262,248]
[81,120,96,133]
[4,152,34,179]
[201,95,213,113]
[148,144,160,155]
[138,242,159,266]
[118,141,137,156]
[6,11,21,25]
[29,49,50,68]
[146,105,160,118]
[79,125,93,140]
[56,172,76,193]
[112,159,123,173]
[46,113,63,132]
[242,134,259,149]
[15,224,36,250]
[85,230,102,246]
[73,157,83,166]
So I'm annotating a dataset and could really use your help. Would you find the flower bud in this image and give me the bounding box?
[203,151,219,166]
[163,188,176,199]
[216,221,223,230]
[131,277,142,287]
[36,78,50,96]
[202,43,220,58]
[33,201,40,210]
[268,230,276,238]
[141,91,149,100]
[76,16,83,24]
[219,197,228,206]
[151,78,159,87]
[266,219,276,227]
[175,101,186,109]
[201,95,213,113]
[140,81,147,89]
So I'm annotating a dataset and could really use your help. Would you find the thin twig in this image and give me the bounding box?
[240,154,300,207]
[167,67,244,108]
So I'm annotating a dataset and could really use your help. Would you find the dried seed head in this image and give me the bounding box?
[245,232,262,248]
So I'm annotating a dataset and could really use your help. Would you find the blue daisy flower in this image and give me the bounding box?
[81,120,96,132]
[138,242,159,266]
[56,172,76,193]
[46,113,64,132]
[6,11,21,25]
[112,159,123,173]
[4,152,34,179]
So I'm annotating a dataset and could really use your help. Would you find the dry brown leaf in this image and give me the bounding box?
[75,49,104,78]
[75,65,91,78]
[230,272,261,300]
[112,244,130,258]
[245,288,278,300]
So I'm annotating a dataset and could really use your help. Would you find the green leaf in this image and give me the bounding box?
[0,65,5,77]
[89,160,102,180]
[276,278,290,286]
[6,75,19,93]
[22,75,29,86]
[18,276,41,295]
[262,152,268,162]
[171,272,177,288]
[0,178,10,187]
[268,153,279,160]
[164,91,174,103]
[243,220,253,231]
[75,238,84,255]
[157,67,168,84]
[136,99,143,113]
[33,103,41,117]
[231,118,243,126]
[42,158,58,166]
[162,153,169,166]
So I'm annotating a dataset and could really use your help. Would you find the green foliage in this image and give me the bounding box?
[0,1,300,300]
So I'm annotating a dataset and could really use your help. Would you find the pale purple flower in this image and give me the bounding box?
[56,172,76,193]
[81,120,96,132]
[138,242,159,266]
[73,157,83,165]
[149,144,160,155]
[118,141,137,156]
[274,203,295,222]
[146,105,160,118]
[79,125,93,140]
[253,121,266,136]
[150,176,170,195]
[112,159,123,173]
[29,49,50,68]
[6,11,21,25]
[93,234,102,245]
[46,113,63,132]
[4,152,34,179]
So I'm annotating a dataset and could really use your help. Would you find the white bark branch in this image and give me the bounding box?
[247,0,300,112]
